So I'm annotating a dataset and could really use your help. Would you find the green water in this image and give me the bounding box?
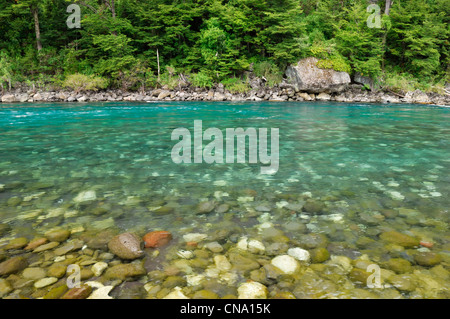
[0,101,449,247]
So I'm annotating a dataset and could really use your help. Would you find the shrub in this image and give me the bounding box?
[190,71,214,89]
[62,73,108,93]
[221,77,250,94]
[253,61,283,87]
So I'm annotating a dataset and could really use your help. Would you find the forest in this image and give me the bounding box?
[0,0,448,94]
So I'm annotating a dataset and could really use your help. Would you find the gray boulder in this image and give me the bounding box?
[286,57,351,93]
[403,90,430,104]
[1,94,16,103]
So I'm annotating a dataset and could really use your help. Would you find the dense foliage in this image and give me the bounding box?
[0,0,448,92]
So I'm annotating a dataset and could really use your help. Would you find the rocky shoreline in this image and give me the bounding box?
[1,83,449,106]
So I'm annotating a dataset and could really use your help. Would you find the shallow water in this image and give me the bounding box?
[0,101,449,298]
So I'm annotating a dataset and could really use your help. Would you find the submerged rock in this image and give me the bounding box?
[73,190,97,203]
[108,233,144,260]
[4,237,28,250]
[44,229,71,242]
[271,255,300,274]
[0,279,13,298]
[0,256,28,276]
[104,262,146,281]
[302,199,326,214]
[310,247,330,263]
[22,267,47,280]
[196,201,216,214]
[143,231,172,248]
[62,285,93,299]
[384,258,412,274]
[414,252,441,267]
[34,277,58,289]
[287,247,311,263]
[379,231,419,247]
[237,281,268,299]
[163,286,189,299]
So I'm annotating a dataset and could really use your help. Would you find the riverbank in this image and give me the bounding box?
[1,83,449,106]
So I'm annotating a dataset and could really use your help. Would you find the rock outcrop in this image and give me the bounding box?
[285,57,351,93]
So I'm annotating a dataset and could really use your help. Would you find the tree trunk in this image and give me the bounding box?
[381,1,393,71]
[110,0,116,19]
[31,6,42,52]
[157,48,160,82]
[385,0,393,16]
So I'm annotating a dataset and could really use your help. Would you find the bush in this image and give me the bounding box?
[253,61,283,87]
[62,73,108,93]
[221,77,249,93]
[190,71,214,89]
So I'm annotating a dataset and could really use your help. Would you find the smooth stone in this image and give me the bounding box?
[229,252,260,272]
[61,285,93,299]
[271,255,300,274]
[384,258,412,273]
[414,252,442,267]
[0,256,28,275]
[216,204,230,214]
[182,233,208,243]
[33,241,59,253]
[287,247,311,263]
[44,229,71,242]
[379,231,419,247]
[25,238,48,250]
[248,240,265,254]
[310,247,330,263]
[153,206,174,215]
[53,239,84,255]
[236,237,248,250]
[143,230,172,248]
[5,237,29,250]
[34,277,58,289]
[214,255,232,272]
[237,281,268,299]
[47,264,67,278]
[298,233,328,249]
[73,190,97,203]
[163,286,189,299]
[176,250,193,260]
[204,241,223,253]
[162,276,186,288]
[43,285,69,299]
[389,274,417,292]
[348,268,372,284]
[302,199,325,214]
[0,279,13,298]
[328,255,353,274]
[87,285,114,299]
[192,289,219,299]
[108,233,144,260]
[196,201,216,214]
[22,267,47,280]
[91,262,108,277]
[104,262,146,281]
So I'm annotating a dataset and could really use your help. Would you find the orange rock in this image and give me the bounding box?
[61,285,93,299]
[186,241,198,248]
[143,231,172,248]
[24,237,48,250]
[420,241,434,248]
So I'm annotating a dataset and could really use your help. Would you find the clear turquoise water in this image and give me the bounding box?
[0,101,449,237]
